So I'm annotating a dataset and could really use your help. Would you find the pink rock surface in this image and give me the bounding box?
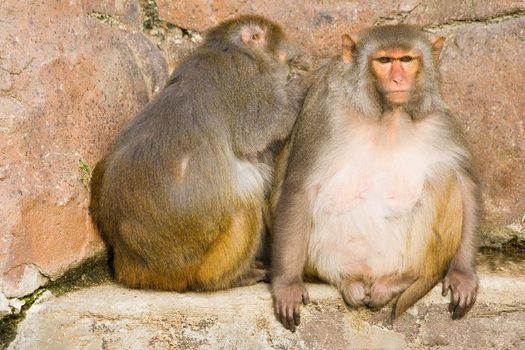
[0,0,169,297]
[157,0,525,58]
[439,18,525,231]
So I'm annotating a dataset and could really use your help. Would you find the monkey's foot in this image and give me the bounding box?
[368,275,412,309]
[340,279,369,308]
[368,284,396,310]
[233,267,268,288]
[272,281,310,332]
[442,268,479,319]
[252,260,266,270]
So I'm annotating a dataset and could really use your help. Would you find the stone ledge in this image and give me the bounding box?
[8,273,525,349]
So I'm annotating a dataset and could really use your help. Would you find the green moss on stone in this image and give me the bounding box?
[0,254,112,349]
[47,253,113,296]
[79,158,92,191]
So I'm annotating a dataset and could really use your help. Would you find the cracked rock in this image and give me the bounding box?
[3,265,49,299]
[8,298,25,314]
[0,292,11,317]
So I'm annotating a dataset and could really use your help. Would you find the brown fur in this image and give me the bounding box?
[90,15,305,292]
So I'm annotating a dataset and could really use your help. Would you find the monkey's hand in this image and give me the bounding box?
[272,281,310,332]
[442,269,479,319]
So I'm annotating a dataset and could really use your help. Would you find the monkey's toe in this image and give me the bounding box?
[236,267,268,287]
[341,279,368,308]
[445,269,478,319]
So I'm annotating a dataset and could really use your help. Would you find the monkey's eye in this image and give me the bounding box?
[399,56,414,62]
[377,57,392,64]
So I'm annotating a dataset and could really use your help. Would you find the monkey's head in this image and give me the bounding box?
[342,25,446,117]
[204,15,298,64]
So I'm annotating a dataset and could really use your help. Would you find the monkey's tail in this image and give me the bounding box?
[391,275,440,320]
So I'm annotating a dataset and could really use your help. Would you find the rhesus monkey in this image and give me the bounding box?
[89,15,303,292]
[271,25,480,331]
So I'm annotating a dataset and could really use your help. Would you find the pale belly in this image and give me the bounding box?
[307,143,444,284]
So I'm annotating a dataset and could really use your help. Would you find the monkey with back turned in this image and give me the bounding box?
[89,15,304,292]
[271,24,480,331]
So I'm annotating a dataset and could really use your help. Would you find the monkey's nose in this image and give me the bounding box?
[392,75,403,85]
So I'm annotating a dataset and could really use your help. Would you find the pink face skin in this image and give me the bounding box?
[370,49,421,105]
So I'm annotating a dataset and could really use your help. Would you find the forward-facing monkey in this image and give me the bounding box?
[89,15,303,292]
[271,25,480,331]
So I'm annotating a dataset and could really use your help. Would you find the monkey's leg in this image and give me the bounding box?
[392,176,464,320]
[368,274,415,310]
[111,222,192,291]
[229,262,268,288]
[113,251,191,291]
[340,278,369,308]
[442,176,479,319]
[193,204,264,290]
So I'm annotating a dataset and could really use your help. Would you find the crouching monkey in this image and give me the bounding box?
[90,15,303,292]
[271,25,480,331]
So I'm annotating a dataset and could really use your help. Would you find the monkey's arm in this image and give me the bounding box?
[229,67,301,157]
[271,185,311,332]
[442,171,480,319]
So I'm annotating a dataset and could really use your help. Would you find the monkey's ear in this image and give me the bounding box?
[341,34,357,64]
[431,36,446,64]
[276,50,288,62]
[275,42,298,63]
[240,24,266,47]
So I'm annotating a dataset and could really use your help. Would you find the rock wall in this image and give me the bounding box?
[1,0,524,310]
[0,0,195,303]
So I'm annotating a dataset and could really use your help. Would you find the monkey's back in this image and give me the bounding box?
[90,47,275,291]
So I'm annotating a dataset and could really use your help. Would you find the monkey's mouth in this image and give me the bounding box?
[384,90,411,104]
[386,90,410,94]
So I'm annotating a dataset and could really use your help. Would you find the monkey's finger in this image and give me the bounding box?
[452,292,467,319]
[461,303,473,318]
[453,303,466,319]
[302,291,310,305]
[279,308,288,330]
[449,295,458,314]
[278,304,290,330]
[471,290,477,307]
[448,301,455,315]
[455,292,475,319]
[286,306,297,332]
[461,293,472,317]
[293,304,301,327]
[261,269,270,283]
[276,304,283,322]
[252,260,265,269]
[463,292,476,315]
[449,290,460,314]
[442,278,450,297]
[280,304,292,331]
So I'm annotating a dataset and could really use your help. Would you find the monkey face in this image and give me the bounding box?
[370,49,421,106]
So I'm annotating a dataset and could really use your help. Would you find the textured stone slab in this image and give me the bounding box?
[1,0,524,305]
[9,274,525,349]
